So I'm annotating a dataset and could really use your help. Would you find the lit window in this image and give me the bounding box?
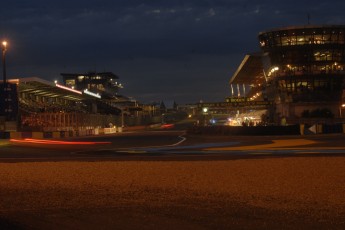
[66,79,75,87]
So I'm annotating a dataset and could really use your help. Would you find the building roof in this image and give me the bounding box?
[12,77,86,101]
[61,72,119,79]
[229,53,265,85]
[259,24,345,35]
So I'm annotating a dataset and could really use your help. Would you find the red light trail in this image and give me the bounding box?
[10,138,111,145]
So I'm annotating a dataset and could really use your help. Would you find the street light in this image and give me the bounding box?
[202,107,208,126]
[1,41,7,131]
[2,41,7,84]
[121,108,124,128]
[339,103,345,118]
[340,103,345,118]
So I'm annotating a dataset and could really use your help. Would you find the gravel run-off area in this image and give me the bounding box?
[1,157,345,229]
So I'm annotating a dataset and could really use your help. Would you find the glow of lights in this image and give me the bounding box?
[342,104,345,108]
[10,138,111,145]
[2,41,7,49]
[161,124,174,129]
[203,107,208,113]
[83,89,101,98]
[8,79,19,84]
[56,83,82,94]
[267,66,279,77]
[54,80,58,84]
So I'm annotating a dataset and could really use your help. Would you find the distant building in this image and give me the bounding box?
[230,25,345,123]
[0,71,163,132]
[61,72,123,99]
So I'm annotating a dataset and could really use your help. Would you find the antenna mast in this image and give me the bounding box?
[307,13,311,25]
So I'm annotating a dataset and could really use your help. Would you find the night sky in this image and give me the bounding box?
[1,0,345,104]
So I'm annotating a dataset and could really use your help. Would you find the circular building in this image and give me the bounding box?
[258,25,345,121]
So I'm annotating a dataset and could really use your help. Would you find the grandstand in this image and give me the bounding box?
[1,77,126,132]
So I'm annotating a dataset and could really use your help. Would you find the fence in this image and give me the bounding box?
[20,112,163,132]
[188,123,345,136]
[20,112,120,132]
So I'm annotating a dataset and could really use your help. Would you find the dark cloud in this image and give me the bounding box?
[1,0,345,104]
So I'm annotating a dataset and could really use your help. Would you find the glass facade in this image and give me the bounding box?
[258,25,345,103]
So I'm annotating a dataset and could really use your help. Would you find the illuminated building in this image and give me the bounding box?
[231,25,345,123]
[61,72,123,99]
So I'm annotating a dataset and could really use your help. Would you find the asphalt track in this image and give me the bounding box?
[1,131,345,162]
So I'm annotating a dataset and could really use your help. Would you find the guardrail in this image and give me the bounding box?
[187,123,345,136]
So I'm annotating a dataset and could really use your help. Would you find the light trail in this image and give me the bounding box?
[10,138,111,145]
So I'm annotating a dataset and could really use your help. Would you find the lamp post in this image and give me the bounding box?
[340,103,345,118]
[121,109,124,128]
[2,41,7,84]
[2,41,7,98]
[203,107,208,126]
[1,41,7,131]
